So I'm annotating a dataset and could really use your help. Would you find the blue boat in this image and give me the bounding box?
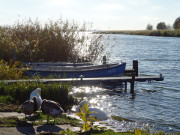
[26,62,126,78]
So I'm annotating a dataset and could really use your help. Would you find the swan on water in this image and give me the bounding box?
[76,100,108,121]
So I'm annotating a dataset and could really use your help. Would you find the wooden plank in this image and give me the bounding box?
[0,75,164,84]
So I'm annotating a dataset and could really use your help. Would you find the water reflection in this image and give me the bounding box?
[71,86,149,132]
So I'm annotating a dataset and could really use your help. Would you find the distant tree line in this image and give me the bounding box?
[146,16,180,30]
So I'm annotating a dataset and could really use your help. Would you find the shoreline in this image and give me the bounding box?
[94,30,180,37]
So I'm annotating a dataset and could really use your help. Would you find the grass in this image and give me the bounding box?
[111,115,134,122]
[95,30,180,37]
[0,112,80,127]
[0,81,77,111]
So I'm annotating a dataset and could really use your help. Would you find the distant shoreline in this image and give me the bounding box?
[94,30,180,37]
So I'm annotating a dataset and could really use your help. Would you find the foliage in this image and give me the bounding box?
[76,104,98,132]
[60,128,78,135]
[0,59,26,80]
[0,81,76,111]
[156,22,167,30]
[95,30,180,37]
[173,16,180,29]
[0,18,104,63]
[111,115,134,122]
[146,24,153,30]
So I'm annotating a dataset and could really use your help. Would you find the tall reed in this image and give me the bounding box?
[0,18,104,62]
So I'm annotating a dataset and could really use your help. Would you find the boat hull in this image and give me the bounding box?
[26,63,126,78]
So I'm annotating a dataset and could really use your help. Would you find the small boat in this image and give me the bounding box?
[24,62,93,67]
[25,62,126,78]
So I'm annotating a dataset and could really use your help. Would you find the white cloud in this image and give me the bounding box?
[45,0,71,7]
[151,6,163,10]
[97,4,124,11]
[139,16,159,21]
[129,0,148,5]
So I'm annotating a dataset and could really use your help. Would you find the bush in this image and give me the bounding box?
[0,18,104,63]
[0,59,26,80]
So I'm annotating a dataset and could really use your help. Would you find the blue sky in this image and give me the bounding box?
[0,0,180,30]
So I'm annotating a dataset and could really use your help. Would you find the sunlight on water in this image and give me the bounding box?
[71,86,149,132]
[71,34,180,133]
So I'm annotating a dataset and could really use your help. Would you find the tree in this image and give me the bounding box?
[146,24,153,30]
[173,17,180,29]
[156,22,167,30]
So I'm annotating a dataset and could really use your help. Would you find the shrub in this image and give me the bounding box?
[0,18,104,63]
[0,59,26,80]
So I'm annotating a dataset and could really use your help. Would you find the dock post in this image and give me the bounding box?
[103,56,106,65]
[130,72,135,94]
[125,82,127,92]
[133,60,138,76]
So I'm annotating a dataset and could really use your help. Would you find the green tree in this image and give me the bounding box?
[146,24,153,30]
[173,17,180,29]
[156,22,167,30]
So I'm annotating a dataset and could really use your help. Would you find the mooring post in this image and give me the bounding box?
[103,56,106,65]
[130,72,135,94]
[133,60,138,76]
[125,82,127,92]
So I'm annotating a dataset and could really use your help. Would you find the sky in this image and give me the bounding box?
[0,0,180,30]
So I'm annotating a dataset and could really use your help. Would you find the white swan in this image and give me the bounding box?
[76,100,108,121]
[30,88,42,110]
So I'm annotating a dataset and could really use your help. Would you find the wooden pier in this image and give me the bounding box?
[0,60,164,94]
[1,74,163,94]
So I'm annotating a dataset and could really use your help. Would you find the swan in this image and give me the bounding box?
[76,100,108,121]
[30,88,42,110]
[21,96,38,120]
[41,99,64,124]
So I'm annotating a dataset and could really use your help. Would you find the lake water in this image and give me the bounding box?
[72,34,180,133]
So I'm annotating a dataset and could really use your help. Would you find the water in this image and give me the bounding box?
[72,34,180,133]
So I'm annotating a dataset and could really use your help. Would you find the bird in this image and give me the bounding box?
[76,100,108,121]
[41,99,64,124]
[21,96,38,120]
[30,88,42,110]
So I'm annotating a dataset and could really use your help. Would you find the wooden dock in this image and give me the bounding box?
[0,74,164,94]
[0,60,164,94]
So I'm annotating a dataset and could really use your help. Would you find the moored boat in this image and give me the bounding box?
[26,62,126,78]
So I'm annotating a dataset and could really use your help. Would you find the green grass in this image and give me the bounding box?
[0,112,80,127]
[0,81,77,111]
[111,115,134,122]
[79,130,134,135]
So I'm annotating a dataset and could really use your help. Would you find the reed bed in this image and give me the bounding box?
[0,18,104,62]
[96,30,180,37]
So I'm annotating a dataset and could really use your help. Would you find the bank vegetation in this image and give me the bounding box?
[95,30,180,37]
